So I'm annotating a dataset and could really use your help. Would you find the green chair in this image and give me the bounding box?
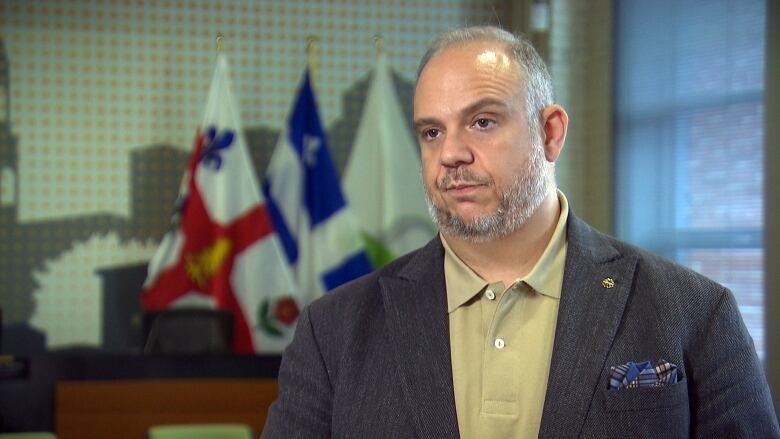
[0,434,58,439]
[147,423,253,439]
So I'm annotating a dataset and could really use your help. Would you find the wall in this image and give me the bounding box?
[0,0,508,350]
[549,0,613,234]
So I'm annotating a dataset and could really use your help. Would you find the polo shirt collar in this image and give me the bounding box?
[442,190,570,313]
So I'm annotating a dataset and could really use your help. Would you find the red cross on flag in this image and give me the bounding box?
[142,54,296,353]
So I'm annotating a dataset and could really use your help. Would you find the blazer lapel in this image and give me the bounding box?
[380,238,460,439]
[538,214,637,438]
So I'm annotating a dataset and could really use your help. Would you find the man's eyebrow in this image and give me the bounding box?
[459,97,510,118]
[413,117,440,131]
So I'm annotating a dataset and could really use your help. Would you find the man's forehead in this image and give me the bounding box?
[420,40,517,79]
[414,41,525,116]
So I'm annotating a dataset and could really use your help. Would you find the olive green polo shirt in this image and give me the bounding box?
[443,191,569,438]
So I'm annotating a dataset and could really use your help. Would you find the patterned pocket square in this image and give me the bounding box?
[608,359,678,390]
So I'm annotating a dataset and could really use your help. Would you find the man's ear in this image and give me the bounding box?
[541,104,568,162]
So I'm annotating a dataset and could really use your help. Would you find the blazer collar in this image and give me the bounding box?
[379,237,460,439]
[538,212,637,438]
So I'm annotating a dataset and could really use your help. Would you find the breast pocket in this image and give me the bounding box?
[603,377,689,412]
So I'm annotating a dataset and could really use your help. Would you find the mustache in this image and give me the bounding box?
[437,168,493,191]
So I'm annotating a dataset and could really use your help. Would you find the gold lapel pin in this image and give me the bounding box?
[602,277,615,289]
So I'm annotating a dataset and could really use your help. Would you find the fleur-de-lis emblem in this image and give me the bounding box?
[199,126,235,170]
[303,134,321,167]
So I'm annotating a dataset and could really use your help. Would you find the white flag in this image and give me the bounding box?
[343,53,435,266]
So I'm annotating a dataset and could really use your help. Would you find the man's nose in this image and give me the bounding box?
[440,130,474,168]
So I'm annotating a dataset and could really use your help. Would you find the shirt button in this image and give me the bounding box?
[485,289,496,300]
[494,338,505,349]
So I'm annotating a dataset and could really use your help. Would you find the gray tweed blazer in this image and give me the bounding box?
[262,213,779,438]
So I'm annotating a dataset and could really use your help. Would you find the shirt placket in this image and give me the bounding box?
[480,281,521,417]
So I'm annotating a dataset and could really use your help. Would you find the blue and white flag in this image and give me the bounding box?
[262,70,373,305]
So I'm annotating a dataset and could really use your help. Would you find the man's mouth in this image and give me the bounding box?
[437,169,492,193]
[443,182,485,195]
[448,182,479,189]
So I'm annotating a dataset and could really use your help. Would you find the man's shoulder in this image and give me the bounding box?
[307,239,439,314]
[605,233,724,292]
[567,215,728,307]
[295,241,440,350]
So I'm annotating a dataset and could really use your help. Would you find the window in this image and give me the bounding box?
[614,0,765,358]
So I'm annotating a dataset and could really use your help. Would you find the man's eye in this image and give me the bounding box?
[474,118,494,129]
[422,128,440,140]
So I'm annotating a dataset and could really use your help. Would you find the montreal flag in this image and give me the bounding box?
[142,54,296,354]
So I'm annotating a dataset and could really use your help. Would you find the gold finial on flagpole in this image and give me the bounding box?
[374,34,384,57]
[306,35,319,67]
[306,35,320,86]
[216,32,224,55]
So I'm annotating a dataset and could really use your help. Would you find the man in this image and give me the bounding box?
[262,26,779,438]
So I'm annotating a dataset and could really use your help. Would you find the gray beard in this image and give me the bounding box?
[424,143,551,243]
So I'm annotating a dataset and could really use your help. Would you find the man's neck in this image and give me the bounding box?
[442,191,562,286]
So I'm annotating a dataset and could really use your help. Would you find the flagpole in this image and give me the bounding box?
[306,35,319,88]
[216,32,224,55]
[374,34,383,57]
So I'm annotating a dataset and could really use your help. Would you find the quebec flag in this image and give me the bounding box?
[263,70,373,305]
